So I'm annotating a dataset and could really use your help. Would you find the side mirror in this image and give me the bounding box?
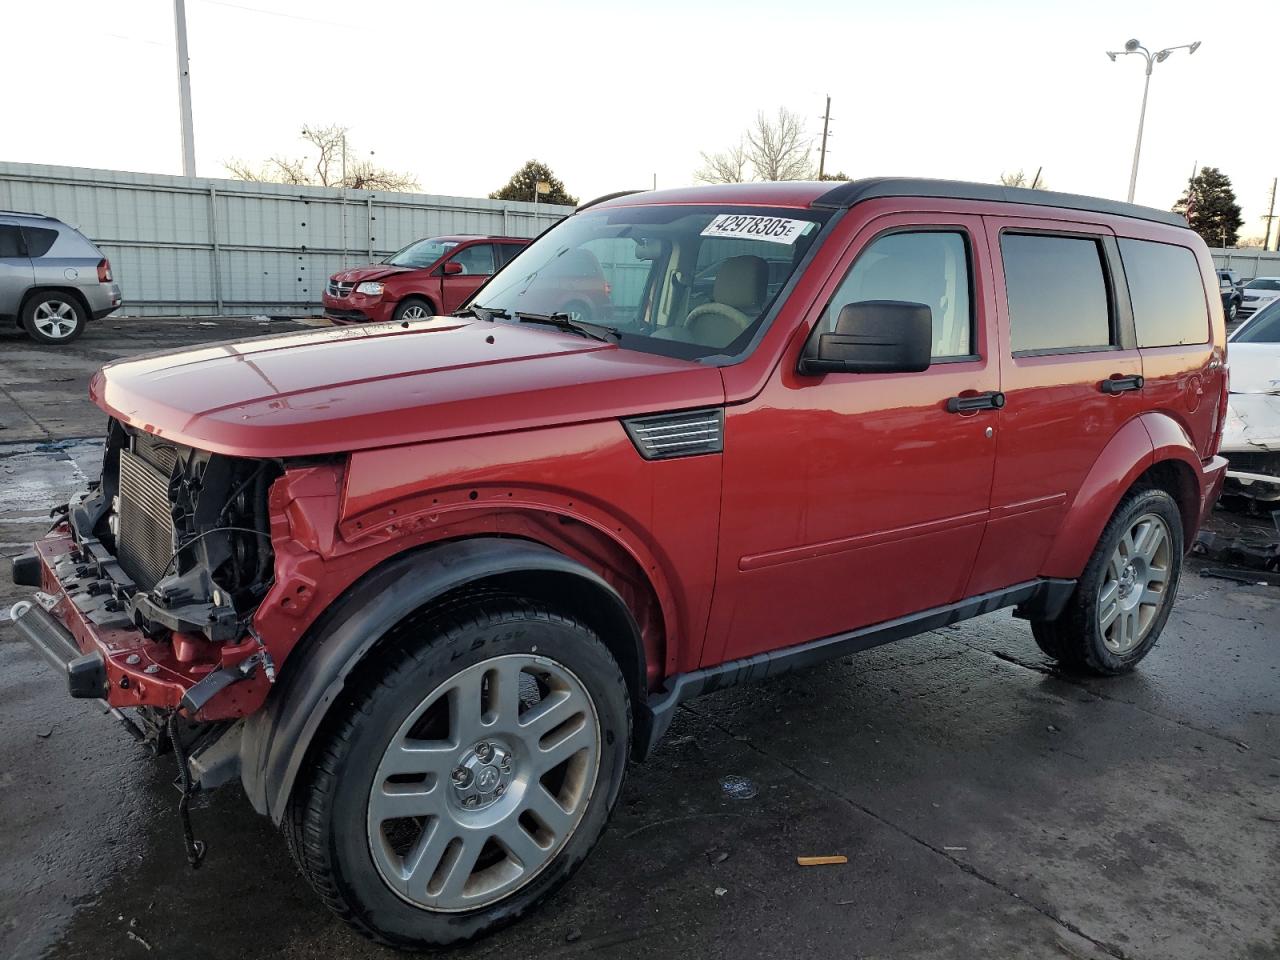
[441,261,464,276]
[798,300,933,375]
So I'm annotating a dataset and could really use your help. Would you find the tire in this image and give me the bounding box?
[22,292,86,344]
[1031,487,1183,675]
[392,297,435,323]
[286,598,631,948]
[1227,300,1239,322]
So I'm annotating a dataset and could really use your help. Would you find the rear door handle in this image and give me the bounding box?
[945,391,1005,413]
[1100,375,1144,394]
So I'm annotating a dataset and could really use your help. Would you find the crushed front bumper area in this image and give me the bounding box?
[10,524,262,717]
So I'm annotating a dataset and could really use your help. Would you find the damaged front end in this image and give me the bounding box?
[10,420,283,744]
[1221,394,1280,503]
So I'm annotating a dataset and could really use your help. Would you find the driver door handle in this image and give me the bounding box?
[946,391,1005,413]
[1099,374,1144,394]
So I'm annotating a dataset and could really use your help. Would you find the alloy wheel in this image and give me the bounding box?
[32,300,79,339]
[366,654,600,912]
[400,304,430,321]
[1097,512,1172,654]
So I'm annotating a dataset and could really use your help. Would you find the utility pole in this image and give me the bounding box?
[173,0,197,177]
[1263,177,1278,252]
[818,95,831,180]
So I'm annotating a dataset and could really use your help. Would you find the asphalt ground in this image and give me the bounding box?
[0,317,1276,960]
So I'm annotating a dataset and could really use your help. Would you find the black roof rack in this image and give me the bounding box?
[814,177,1187,228]
[577,190,648,212]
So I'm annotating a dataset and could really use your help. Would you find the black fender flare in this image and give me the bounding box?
[238,536,648,823]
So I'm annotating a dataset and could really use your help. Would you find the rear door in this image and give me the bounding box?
[0,224,33,313]
[967,217,1144,593]
[439,242,497,313]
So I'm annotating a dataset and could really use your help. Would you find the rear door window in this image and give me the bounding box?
[1001,233,1112,354]
[0,225,26,258]
[1118,239,1209,346]
[21,227,59,258]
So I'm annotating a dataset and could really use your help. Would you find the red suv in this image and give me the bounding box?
[12,179,1228,948]
[323,235,529,324]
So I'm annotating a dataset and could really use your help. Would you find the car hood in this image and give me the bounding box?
[1227,343,1280,395]
[330,264,416,283]
[90,318,725,458]
[1244,288,1280,301]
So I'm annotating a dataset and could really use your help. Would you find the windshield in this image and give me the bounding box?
[1244,277,1280,290]
[385,237,459,268]
[1231,301,1280,343]
[473,204,830,360]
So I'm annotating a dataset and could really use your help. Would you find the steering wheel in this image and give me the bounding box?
[683,302,753,346]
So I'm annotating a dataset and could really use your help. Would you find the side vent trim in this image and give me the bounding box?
[622,407,725,460]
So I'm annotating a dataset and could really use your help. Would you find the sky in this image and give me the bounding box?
[5,0,1279,241]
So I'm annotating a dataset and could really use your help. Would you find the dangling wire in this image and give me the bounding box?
[168,711,206,869]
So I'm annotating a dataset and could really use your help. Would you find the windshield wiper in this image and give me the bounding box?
[452,304,510,321]
[513,312,621,342]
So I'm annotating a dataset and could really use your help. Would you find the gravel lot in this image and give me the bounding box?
[1,317,1277,960]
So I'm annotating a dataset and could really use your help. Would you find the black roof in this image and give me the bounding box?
[814,177,1188,228]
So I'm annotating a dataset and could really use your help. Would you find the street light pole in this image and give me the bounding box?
[1106,39,1201,203]
[173,0,197,177]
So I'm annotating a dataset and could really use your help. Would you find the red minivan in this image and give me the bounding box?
[323,235,529,324]
[13,179,1228,948]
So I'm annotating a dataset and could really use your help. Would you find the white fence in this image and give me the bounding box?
[0,162,573,317]
[1210,247,1280,281]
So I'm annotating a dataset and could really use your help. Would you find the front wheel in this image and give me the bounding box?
[1031,487,1183,675]
[392,297,434,323]
[1227,300,1239,322]
[286,600,631,948]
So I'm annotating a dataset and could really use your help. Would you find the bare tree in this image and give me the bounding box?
[999,169,1048,190]
[745,108,813,181]
[225,124,419,192]
[696,142,750,184]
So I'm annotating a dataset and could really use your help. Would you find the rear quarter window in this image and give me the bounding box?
[1001,233,1112,354]
[21,226,59,258]
[1118,238,1208,347]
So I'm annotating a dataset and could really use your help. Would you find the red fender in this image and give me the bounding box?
[1041,417,1154,578]
[1042,412,1208,579]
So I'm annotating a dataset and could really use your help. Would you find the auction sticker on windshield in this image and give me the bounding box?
[701,214,811,244]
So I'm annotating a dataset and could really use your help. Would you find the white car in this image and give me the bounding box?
[1237,276,1280,320]
[1222,300,1280,501]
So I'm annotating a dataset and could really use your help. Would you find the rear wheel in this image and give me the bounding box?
[286,599,631,948]
[392,297,434,323]
[1031,487,1183,675]
[22,292,86,344]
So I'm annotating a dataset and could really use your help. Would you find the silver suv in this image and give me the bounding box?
[0,211,122,344]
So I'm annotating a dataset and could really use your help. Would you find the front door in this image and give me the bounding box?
[440,243,497,313]
[704,212,1000,665]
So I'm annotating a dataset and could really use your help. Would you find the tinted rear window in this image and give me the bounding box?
[0,225,24,258]
[1118,239,1208,347]
[22,226,59,258]
[1001,233,1111,353]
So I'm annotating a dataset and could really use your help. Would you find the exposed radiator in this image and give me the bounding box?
[117,448,177,588]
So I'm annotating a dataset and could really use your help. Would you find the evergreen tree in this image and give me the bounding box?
[1173,167,1243,247]
[490,160,577,206]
